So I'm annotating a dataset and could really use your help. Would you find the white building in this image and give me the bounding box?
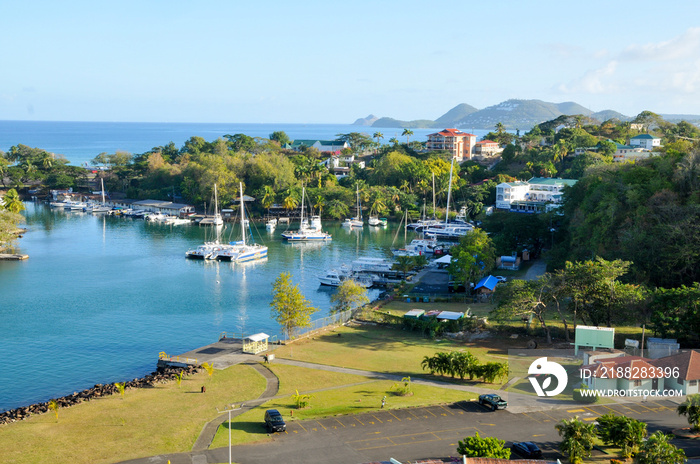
[495,177,577,212]
[629,134,661,150]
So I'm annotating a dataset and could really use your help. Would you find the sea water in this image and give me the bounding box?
[0,203,418,411]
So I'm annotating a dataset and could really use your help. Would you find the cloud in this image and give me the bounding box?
[558,61,618,94]
[619,27,700,61]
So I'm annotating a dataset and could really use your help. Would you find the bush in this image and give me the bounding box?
[573,386,599,403]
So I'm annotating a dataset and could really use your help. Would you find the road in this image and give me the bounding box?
[120,398,697,464]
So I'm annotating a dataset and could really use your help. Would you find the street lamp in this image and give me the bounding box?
[216,404,241,464]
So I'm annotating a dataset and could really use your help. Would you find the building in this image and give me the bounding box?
[473,140,502,157]
[105,199,195,216]
[612,142,653,163]
[286,139,350,153]
[426,128,477,161]
[495,177,577,213]
[629,133,661,150]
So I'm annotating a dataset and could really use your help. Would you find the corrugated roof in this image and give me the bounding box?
[475,275,498,291]
[528,177,578,187]
[631,134,658,139]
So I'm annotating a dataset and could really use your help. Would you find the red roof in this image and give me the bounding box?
[428,128,476,138]
[477,140,498,145]
[651,350,700,381]
[582,356,657,379]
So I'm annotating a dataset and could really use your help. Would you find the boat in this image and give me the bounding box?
[318,269,374,288]
[87,179,112,213]
[351,257,396,274]
[368,216,388,227]
[265,218,277,232]
[186,184,226,259]
[342,185,364,227]
[210,183,268,262]
[281,188,332,241]
[392,238,439,257]
[408,174,440,231]
[422,158,473,240]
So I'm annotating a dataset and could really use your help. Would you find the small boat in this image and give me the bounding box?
[392,239,438,257]
[265,218,277,232]
[351,257,395,274]
[318,268,373,288]
[186,184,227,259]
[342,185,364,227]
[368,216,388,227]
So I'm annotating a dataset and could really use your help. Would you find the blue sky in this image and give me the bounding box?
[2,0,700,123]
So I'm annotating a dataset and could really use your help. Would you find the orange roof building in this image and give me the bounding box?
[426,128,477,161]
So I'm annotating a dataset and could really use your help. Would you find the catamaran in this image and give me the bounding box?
[281,187,332,241]
[186,184,226,259]
[210,183,268,262]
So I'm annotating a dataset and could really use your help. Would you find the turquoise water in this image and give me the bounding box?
[0,203,417,411]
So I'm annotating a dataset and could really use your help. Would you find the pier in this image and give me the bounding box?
[158,332,277,369]
[0,253,29,260]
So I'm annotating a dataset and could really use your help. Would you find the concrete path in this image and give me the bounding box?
[191,361,279,452]
[523,259,547,281]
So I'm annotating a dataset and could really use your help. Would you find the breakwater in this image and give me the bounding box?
[0,365,199,425]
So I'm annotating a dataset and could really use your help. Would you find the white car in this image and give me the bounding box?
[494,276,507,283]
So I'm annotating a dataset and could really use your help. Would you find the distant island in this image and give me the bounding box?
[354,99,700,130]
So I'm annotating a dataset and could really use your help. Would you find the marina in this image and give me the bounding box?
[0,201,425,412]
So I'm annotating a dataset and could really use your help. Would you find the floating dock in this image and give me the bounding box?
[0,254,29,261]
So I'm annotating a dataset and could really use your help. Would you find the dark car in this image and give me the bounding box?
[512,441,542,458]
[264,409,286,432]
[448,280,466,293]
[478,394,507,410]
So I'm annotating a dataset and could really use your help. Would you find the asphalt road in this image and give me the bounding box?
[123,399,698,464]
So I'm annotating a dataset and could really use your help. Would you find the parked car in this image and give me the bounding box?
[478,394,507,410]
[264,409,286,432]
[512,441,542,458]
[494,276,507,283]
[448,280,466,293]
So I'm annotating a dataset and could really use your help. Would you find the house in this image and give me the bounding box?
[426,128,477,161]
[495,177,577,213]
[473,140,502,157]
[581,356,658,393]
[651,350,700,395]
[286,139,350,153]
[629,133,661,150]
[474,275,499,294]
[612,142,652,163]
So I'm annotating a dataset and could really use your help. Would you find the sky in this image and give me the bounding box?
[2,0,700,123]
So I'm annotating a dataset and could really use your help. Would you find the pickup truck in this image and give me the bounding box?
[478,394,507,410]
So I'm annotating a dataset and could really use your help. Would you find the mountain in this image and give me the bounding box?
[369,117,437,129]
[592,110,629,121]
[660,114,700,124]
[434,103,479,126]
[352,114,379,126]
[454,99,594,130]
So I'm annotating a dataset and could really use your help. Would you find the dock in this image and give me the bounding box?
[0,254,29,261]
[158,333,277,370]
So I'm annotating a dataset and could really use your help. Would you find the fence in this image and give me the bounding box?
[278,308,358,342]
[402,292,491,304]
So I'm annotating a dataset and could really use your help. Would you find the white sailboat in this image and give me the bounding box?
[87,178,112,213]
[423,158,473,240]
[281,187,332,241]
[342,185,364,227]
[210,183,268,262]
[186,184,225,259]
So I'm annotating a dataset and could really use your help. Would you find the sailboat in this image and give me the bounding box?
[423,158,473,240]
[186,184,225,259]
[87,178,112,213]
[280,187,332,241]
[342,185,364,227]
[211,183,268,262]
[407,173,440,231]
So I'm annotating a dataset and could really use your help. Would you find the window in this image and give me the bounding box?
[633,379,642,387]
[690,380,697,387]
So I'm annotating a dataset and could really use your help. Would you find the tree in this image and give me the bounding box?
[2,188,25,213]
[492,278,554,343]
[0,210,24,248]
[330,280,369,313]
[402,128,414,144]
[456,432,510,458]
[677,394,700,431]
[555,417,596,464]
[270,272,318,340]
[269,131,291,147]
[447,228,496,288]
[326,199,349,219]
[637,431,686,464]
[596,413,647,458]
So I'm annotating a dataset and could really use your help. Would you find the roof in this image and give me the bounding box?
[131,199,193,209]
[475,275,499,291]
[428,128,476,138]
[499,181,529,188]
[651,350,700,381]
[436,311,464,320]
[527,177,578,187]
[289,139,348,148]
[245,333,269,342]
[476,140,498,145]
[631,134,658,140]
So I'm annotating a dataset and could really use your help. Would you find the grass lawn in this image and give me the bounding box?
[265,363,374,396]
[0,364,266,464]
[211,379,477,448]
[273,324,511,376]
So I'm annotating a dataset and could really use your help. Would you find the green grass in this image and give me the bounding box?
[211,379,477,448]
[0,365,266,464]
[265,362,374,396]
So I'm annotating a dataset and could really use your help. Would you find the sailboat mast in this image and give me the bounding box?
[239,182,246,247]
[432,172,436,219]
[445,158,455,224]
[300,187,305,224]
[100,178,106,204]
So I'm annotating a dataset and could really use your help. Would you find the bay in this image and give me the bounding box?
[0,202,420,412]
[0,120,490,167]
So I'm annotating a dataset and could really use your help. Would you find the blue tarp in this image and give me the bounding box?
[475,275,499,292]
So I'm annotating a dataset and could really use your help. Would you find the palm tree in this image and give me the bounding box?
[677,394,700,431]
[555,417,596,464]
[637,431,686,464]
[313,194,325,216]
[402,129,414,144]
[370,197,387,216]
[261,186,276,212]
[495,122,506,134]
[41,152,53,170]
[2,188,24,213]
[283,189,299,211]
[326,199,349,219]
[389,137,399,146]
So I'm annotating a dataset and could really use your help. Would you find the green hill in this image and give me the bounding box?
[434,103,479,126]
